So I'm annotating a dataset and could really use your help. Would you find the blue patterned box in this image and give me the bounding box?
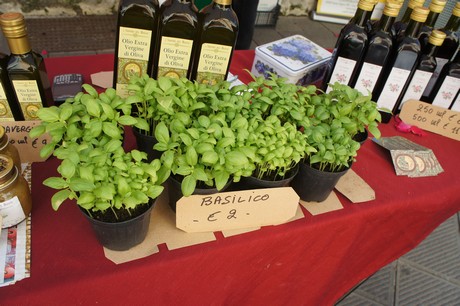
[251,35,331,86]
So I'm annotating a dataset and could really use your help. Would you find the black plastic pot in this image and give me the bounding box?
[168,176,232,212]
[236,164,299,191]
[81,202,154,251]
[133,127,161,162]
[353,129,368,145]
[291,162,349,202]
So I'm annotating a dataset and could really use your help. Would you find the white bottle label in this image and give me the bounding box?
[422,57,449,97]
[399,70,433,109]
[354,62,383,95]
[432,76,460,109]
[326,56,356,93]
[0,83,14,121]
[0,196,25,228]
[449,91,460,111]
[377,67,411,111]
[11,80,43,120]
[157,36,194,79]
[196,43,232,85]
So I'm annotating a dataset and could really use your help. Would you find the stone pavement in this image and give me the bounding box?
[2,13,459,305]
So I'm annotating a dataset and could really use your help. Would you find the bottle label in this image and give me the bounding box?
[157,36,194,79]
[432,76,460,109]
[422,57,449,97]
[116,26,152,97]
[399,70,433,109]
[0,196,26,228]
[196,43,232,85]
[0,83,15,122]
[11,80,43,120]
[326,56,356,93]
[377,67,411,111]
[354,62,383,95]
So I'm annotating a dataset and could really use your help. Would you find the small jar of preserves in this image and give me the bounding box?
[0,154,31,228]
[0,125,21,171]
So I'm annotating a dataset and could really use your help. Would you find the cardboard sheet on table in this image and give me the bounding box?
[334,169,375,203]
[90,71,113,89]
[300,191,343,215]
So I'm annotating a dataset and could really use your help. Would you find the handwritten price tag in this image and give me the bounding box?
[0,121,50,163]
[400,100,460,141]
[176,187,299,233]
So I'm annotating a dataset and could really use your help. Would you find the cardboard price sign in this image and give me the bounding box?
[400,100,460,141]
[0,121,50,163]
[176,187,299,233]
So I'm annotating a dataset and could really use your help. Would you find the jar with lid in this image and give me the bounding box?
[0,154,31,228]
[0,125,21,171]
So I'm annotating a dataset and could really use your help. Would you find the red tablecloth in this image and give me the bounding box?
[1,51,460,305]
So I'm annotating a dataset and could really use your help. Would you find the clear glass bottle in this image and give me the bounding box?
[0,12,52,121]
[352,0,401,96]
[428,51,460,108]
[374,6,429,123]
[191,0,239,85]
[0,52,23,121]
[418,0,447,49]
[0,125,21,171]
[399,30,446,110]
[323,0,375,93]
[155,0,199,79]
[113,0,160,98]
[0,154,31,228]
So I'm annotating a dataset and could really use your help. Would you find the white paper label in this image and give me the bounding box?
[449,91,460,111]
[327,56,356,93]
[377,67,411,111]
[399,70,433,109]
[422,57,449,97]
[432,76,460,109]
[0,196,25,228]
[354,62,383,95]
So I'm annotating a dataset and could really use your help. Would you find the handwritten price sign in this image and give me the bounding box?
[400,100,460,141]
[176,187,299,233]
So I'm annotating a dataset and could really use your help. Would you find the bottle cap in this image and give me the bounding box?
[0,154,15,187]
[383,1,402,17]
[429,0,447,13]
[428,30,447,46]
[214,0,232,5]
[358,0,375,11]
[452,2,460,17]
[408,0,425,9]
[410,6,430,22]
[0,12,31,54]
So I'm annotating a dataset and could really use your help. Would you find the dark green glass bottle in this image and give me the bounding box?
[418,0,447,49]
[323,0,375,92]
[155,0,199,79]
[191,0,239,85]
[393,0,425,36]
[0,53,23,121]
[399,30,446,110]
[373,6,429,123]
[113,0,160,98]
[428,51,460,108]
[0,12,52,121]
[352,1,401,96]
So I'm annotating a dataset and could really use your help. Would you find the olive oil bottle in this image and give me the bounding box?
[155,0,199,79]
[0,12,52,121]
[0,53,23,121]
[399,30,446,110]
[428,51,460,109]
[323,0,375,93]
[113,0,160,97]
[374,6,429,123]
[393,0,424,35]
[191,0,239,85]
[418,0,447,49]
[353,1,401,96]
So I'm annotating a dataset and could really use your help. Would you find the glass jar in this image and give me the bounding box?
[0,125,21,171]
[0,154,31,228]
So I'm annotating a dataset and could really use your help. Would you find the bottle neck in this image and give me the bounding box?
[405,18,424,38]
[425,11,440,28]
[422,43,439,58]
[401,8,413,23]
[351,8,373,27]
[377,14,396,33]
[5,35,31,55]
[444,15,460,32]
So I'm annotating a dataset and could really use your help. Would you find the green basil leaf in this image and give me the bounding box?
[37,107,60,122]
[154,121,170,144]
[43,177,68,189]
[181,175,196,197]
[51,189,72,211]
[82,84,98,98]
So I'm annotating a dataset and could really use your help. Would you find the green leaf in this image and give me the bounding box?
[134,118,150,132]
[43,177,68,189]
[192,167,208,182]
[51,189,72,211]
[100,102,115,120]
[39,143,56,159]
[117,177,130,196]
[37,107,60,122]
[82,84,98,98]
[59,104,73,121]
[131,149,145,162]
[85,98,101,117]
[58,159,76,179]
[181,175,196,196]
[118,115,138,126]
[201,150,219,165]
[214,170,230,191]
[185,146,198,166]
[158,77,172,92]
[147,185,164,200]
[77,192,95,205]
[179,133,193,146]
[225,151,249,167]
[29,125,46,139]
[102,122,121,138]
[69,178,95,192]
[154,121,170,144]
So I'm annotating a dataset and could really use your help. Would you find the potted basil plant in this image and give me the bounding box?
[29,85,168,251]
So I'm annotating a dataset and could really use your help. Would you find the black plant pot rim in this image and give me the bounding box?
[79,201,154,225]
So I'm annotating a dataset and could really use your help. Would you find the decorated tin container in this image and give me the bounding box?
[251,34,331,87]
